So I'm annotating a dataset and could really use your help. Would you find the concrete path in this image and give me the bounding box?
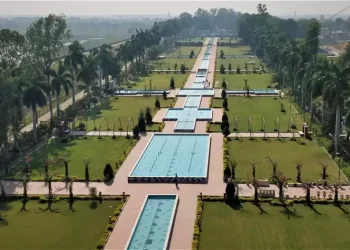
[2,37,329,250]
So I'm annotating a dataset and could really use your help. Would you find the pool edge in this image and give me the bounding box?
[124,194,179,250]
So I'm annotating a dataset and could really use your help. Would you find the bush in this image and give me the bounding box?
[220,50,224,59]
[155,99,160,109]
[170,77,175,89]
[280,103,286,113]
[145,107,153,125]
[223,99,228,110]
[226,179,236,202]
[103,163,114,181]
[222,80,227,89]
[189,50,194,59]
[222,112,228,122]
[180,64,186,74]
[237,66,241,74]
[223,126,230,137]
[220,64,226,74]
[162,91,167,100]
[221,120,230,131]
[133,125,140,138]
[138,111,146,132]
[221,89,227,99]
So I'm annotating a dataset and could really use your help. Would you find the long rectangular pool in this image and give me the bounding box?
[128,134,210,183]
[126,195,178,250]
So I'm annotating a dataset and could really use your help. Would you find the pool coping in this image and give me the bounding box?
[124,194,179,250]
[128,134,211,183]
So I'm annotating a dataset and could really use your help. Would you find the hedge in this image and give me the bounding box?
[192,198,203,250]
[96,198,128,249]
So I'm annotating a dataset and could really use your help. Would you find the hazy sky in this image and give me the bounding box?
[0,1,350,17]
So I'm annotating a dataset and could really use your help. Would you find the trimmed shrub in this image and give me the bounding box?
[162,90,167,100]
[221,89,227,99]
[180,64,186,74]
[170,77,175,89]
[133,125,140,138]
[155,99,160,109]
[221,120,230,131]
[138,111,146,132]
[222,80,227,89]
[103,163,114,180]
[223,126,230,137]
[189,50,195,59]
[145,107,153,125]
[223,99,228,110]
[220,64,226,74]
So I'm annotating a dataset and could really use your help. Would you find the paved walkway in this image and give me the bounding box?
[3,37,338,250]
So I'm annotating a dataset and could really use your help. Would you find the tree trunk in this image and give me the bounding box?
[72,69,76,106]
[334,102,341,157]
[56,92,60,119]
[47,75,53,120]
[309,86,313,130]
[32,107,37,143]
[322,101,326,122]
[125,60,128,82]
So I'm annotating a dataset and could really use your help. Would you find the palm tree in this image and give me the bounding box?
[22,65,48,143]
[92,44,113,100]
[76,53,99,108]
[118,41,133,82]
[51,61,73,116]
[64,40,85,107]
[322,62,350,157]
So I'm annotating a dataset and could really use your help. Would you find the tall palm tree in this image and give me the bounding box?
[322,62,350,157]
[22,65,47,143]
[118,41,133,82]
[92,44,113,100]
[51,61,73,116]
[76,53,99,108]
[64,40,85,107]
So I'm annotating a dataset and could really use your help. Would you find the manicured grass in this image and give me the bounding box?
[129,73,187,90]
[0,200,120,249]
[215,73,275,89]
[77,97,173,131]
[178,37,204,43]
[13,137,133,180]
[167,46,201,57]
[211,97,303,132]
[216,57,262,70]
[217,37,239,43]
[226,138,344,182]
[152,58,195,70]
[200,202,350,250]
[217,46,251,56]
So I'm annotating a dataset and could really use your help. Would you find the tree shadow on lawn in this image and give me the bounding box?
[256,204,269,215]
[306,204,322,215]
[227,200,252,215]
[279,206,304,220]
[336,204,350,221]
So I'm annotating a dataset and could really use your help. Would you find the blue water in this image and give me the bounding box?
[199,60,210,70]
[226,89,278,95]
[177,88,214,96]
[165,108,212,121]
[203,54,211,60]
[114,90,169,95]
[194,75,207,83]
[184,96,201,108]
[174,121,196,131]
[192,83,206,89]
[127,195,177,250]
[130,134,209,177]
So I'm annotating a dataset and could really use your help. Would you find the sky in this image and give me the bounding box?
[0,1,350,17]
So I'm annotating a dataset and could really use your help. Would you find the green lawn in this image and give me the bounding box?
[217,46,251,56]
[227,138,344,182]
[152,58,195,70]
[200,202,350,250]
[166,46,201,57]
[215,74,275,89]
[216,57,262,71]
[128,73,187,90]
[77,97,173,131]
[178,37,204,43]
[0,200,120,249]
[211,97,303,132]
[13,137,132,180]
